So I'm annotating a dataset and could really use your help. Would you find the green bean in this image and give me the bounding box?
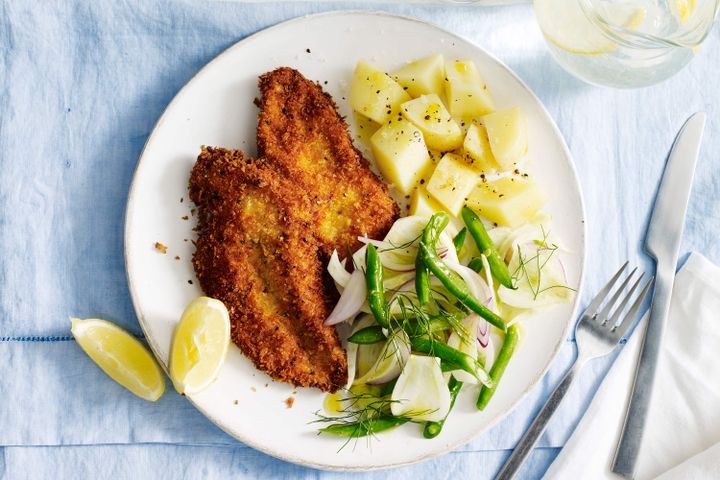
[440,360,462,373]
[418,242,507,332]
[365,244,389,328]
[423,377,463,439]
[348,325,386,344]
[419,212,506,331]
[477,324,520,410]
[461,207,515,289]
[411,337,492,386]
[320,416,408,437]
[403,318,448,337]
[467,257,484,273]
[453,227,467,255]
[415,254,431,306]
[415,213,449,306]
[422,213,450,247]
[402,312,464,337]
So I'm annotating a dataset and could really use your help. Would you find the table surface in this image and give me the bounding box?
[0,1,718,479]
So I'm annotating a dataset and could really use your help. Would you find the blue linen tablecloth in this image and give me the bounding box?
[1,1,718,478]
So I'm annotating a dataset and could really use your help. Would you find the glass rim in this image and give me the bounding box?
[578,0,720,49]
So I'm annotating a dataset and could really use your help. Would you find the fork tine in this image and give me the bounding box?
[597,267,638,324]
[585,261,629,317]
[607,272,645,327]
[613,276,654,339]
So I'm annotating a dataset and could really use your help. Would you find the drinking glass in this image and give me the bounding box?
[533,0,719,87]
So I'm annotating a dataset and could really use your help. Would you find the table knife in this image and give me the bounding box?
[611,112,706,478]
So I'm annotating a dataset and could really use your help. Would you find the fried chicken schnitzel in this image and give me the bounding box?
[190,147,347,391]
[189,68,399,392]
[258,67,399,257]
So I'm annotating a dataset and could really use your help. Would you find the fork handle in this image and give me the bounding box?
[495,360,584,480]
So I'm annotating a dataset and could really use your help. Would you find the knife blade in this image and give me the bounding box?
[612,112,706,478]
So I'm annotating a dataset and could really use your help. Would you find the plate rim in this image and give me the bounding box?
[124,9,587,472]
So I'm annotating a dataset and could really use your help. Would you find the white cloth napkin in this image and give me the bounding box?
[545,252,720,480]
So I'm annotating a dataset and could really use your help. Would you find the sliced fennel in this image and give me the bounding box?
[379,216,428,269]
[499,241,574,308]
[343,317,376,389]
[354,330,411,385]
[352,316,384,379]
[391,355,451,422]
[447,315,482,384]
[495,223,541,262]
[384,271,416,292]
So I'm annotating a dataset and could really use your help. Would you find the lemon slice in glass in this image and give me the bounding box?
[670,0,696,24]
[169,296,230,395]
[71,318,165,401]
[535,0,647,55]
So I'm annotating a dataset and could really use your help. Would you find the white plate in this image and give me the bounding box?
[125,11,586,471]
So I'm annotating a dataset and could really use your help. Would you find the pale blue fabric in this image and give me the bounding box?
[1,0,719,478]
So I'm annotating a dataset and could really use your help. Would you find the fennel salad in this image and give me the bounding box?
[318,211,574,443]
[314,54,575,445]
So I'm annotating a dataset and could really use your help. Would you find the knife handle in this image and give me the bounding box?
[496,360,584,480]
[611,262,675,478]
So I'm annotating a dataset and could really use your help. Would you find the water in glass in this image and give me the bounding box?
[534,0,719,87]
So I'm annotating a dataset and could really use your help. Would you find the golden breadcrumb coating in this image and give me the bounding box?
[190,147,347,391]
[188,68,399,392]
[257,67,399,257]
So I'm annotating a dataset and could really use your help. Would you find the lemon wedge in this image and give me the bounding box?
[71,318,165,401]
[535,0,647,55]
[169,297,230,395]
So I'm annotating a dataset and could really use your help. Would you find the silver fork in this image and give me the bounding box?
[495,262,654,480]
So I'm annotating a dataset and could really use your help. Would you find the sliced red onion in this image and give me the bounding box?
[444,259,492,346]
[476,312,490,348]
[327,250,351,291]
[476,254,500,341]
[481,333,497,370]
[325,269,366,326]
[478,318,489,338]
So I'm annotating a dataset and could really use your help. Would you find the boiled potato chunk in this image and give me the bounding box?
[444,60,495,118]
[401,94,463,151]
[426,153,480,216]
[463,124,498,173]
[466,177,547,227]
[409,187,465,235]
[350,60,411,124]
[370,118,432,195]
[392,54,445,98]
[482,107,528,169]
[410,186,444,218]
[352,112,381,147]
